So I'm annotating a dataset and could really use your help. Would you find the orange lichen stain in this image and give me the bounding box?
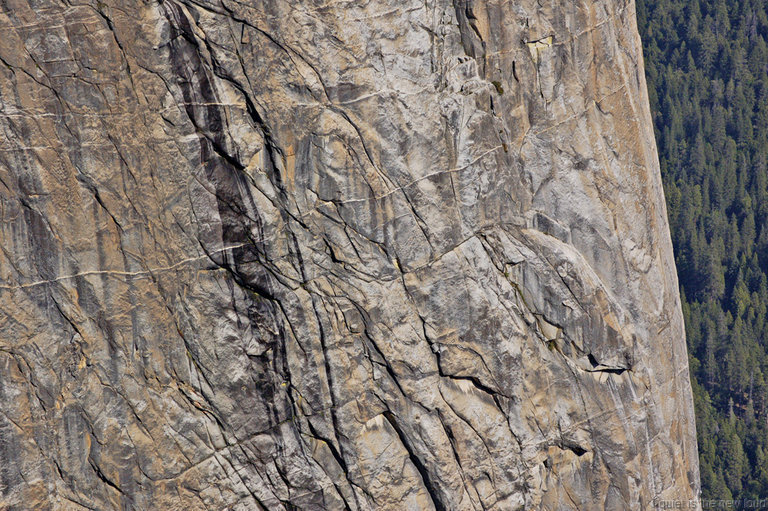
[283,144,296,189]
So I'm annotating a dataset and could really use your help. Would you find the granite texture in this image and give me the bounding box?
[0,0,700,509]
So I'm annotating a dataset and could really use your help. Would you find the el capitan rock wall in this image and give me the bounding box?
[0,0,699,509]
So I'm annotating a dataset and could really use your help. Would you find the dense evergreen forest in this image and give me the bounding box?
[637,0,768,500]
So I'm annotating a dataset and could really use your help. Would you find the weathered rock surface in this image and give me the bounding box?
[0,0,700,509]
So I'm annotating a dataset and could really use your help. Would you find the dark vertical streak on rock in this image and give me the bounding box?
[453,0,486,75]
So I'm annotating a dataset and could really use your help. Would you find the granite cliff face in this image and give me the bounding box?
[0,0,699,509]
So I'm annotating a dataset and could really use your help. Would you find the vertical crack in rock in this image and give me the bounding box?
[382,411,448,511]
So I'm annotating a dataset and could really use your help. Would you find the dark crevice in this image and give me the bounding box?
[88,457,126,496]
[419,314,505,409]
[306,420,349,475]
[51,296,85,341]
[362,329,408,398]
[382,412,447,511]
[178,0,286,189]
[452,0,487,74]
[75,175,124,231]
[308,295,353,499]
[443,373,502,403]
[305,421,354,511]
[324,239,343,263]
[558,441,588,457]
[89,4,137,93]
[587,353,628,375]
[523,36,554,45]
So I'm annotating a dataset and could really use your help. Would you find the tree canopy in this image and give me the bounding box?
[638,0,768,499]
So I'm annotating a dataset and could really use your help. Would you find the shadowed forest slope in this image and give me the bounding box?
[638,0,768,500]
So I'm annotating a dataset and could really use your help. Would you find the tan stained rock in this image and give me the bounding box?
[0,0,699,509]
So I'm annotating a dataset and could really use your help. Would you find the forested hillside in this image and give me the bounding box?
[637,0,768,499]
